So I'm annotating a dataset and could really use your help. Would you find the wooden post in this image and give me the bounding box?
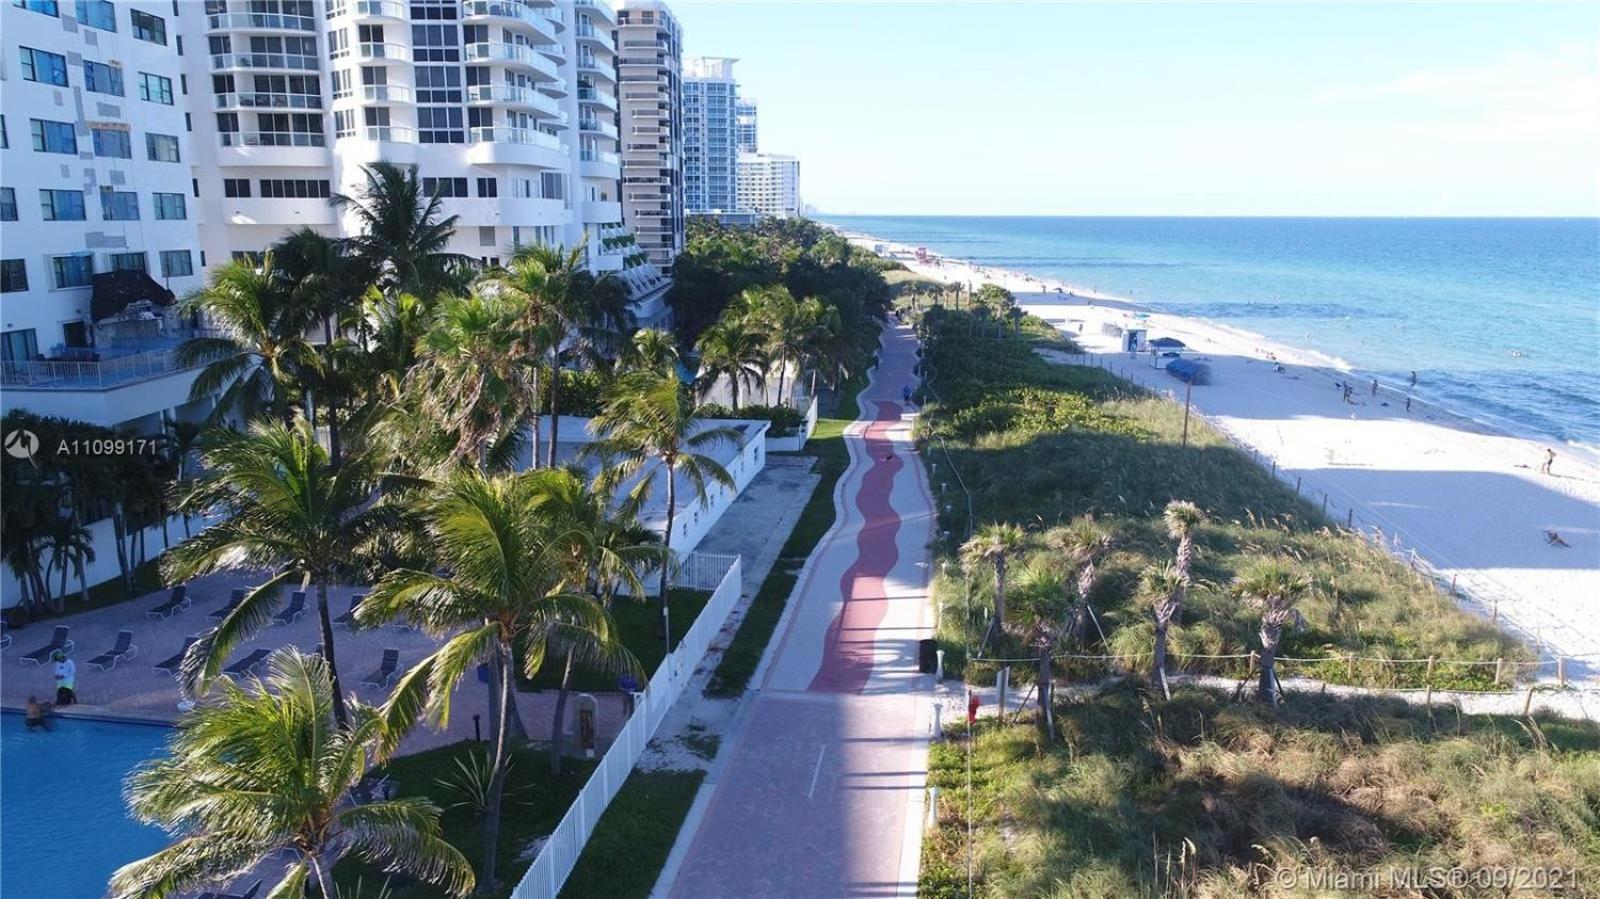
[1346,653,1355,680]
[1295,476,1302,493]
[1449,574,1457,595]
[1558,657,1567,688]
[1181,380,1193,447]
[1424,683,1433,708]
[1493,657,1505,686]
[1523,685,1536,717]
[1491,600,1499,623]
[1347,509,1354,529]
[1322,493,1329,516]
[1425,656,1436,681]
[1248,651,1258,675]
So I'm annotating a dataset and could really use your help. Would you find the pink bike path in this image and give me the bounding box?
[664,325,936,898]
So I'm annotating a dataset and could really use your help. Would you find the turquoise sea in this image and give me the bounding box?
[820,216,1600,450]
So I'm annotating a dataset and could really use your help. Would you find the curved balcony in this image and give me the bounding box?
[215,92,323,110]
[576,55,617,83]
[577,87,618,112]
[467,126,568,168]
[575,0,616,27]
[207,11,315,32]
[212,52,319,72]
[354,125,417,143]
[465,84,564,120]
[538,76,569,98]
[357,42,411,62]
[464,42,560,81]
[581,199,622,224]
[575,22,609,47]
[579,118,618,141]
[224,196,336,227]
[579,148,621,179]
[353,84,412,103]
[462,0,560,43]
[221,131,327,148]
[343,0,406,20]
[538,41,567,63]
[216,132,330,167]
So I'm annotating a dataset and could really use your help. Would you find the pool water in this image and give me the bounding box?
[2,711,172,898]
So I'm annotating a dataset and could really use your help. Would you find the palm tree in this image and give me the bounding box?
[1043,517,1112,643]
[529,466,661,773]
[961,522,1029,647]
[176,255,318,425]
[1139,563,1186,700]
[585,370,737,649]
[167,421,385,727]
[624,327,681,376]
[695,314,769,409]
[409,291,533,469]
[1233,560,1312,706]
[110,648,473,899]
[1163,500,1206,582]
[358,470,626,891]
[331,161,466,297]
[1009,564,1069,741]
[746,287,825,406]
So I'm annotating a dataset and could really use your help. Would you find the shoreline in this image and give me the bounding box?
[839,225,1600,678]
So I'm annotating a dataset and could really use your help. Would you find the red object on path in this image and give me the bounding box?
[967,691,980,724]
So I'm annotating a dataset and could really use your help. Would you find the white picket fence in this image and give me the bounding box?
[511,552,743,899]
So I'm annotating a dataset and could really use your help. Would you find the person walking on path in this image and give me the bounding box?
[52,650,76,706]
[1540,448,1556,475]
[1370,378,1379,397]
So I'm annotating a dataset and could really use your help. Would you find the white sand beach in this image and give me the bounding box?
[846,232,1600,681]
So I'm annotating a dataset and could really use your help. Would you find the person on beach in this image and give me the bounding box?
[1405,396,1412,412]
[1545,529,1571,548]
[1409,370,1418,387]
[1540,448,1556,475]
[1370,378,1379,397]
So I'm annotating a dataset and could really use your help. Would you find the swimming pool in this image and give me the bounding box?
[1,711,172,898]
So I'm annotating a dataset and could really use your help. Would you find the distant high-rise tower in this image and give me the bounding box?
[682,57,739,213]
[734,98,757,154]
[616,0,684,269]
[737,153,799,218]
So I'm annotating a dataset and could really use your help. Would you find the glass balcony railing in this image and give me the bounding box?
[358,84,412,103]
[1,329,224,391]
[219,131,327,147]
[212,52,318,71]
[215,92,323,109]
[580,148,621,165]
[357,125,417,143]
[207,12,316,31]
[469,126,564,150]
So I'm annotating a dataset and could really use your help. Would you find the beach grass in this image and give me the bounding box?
[559,769,708,899]
[917,307,1531,690]
[921,680,1600,899]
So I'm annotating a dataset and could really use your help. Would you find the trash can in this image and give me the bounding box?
[917,638,938,673]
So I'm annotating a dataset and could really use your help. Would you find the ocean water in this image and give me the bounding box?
[821,216,1600,450]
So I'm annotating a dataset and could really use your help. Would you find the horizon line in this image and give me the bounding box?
[809,212,1600,221]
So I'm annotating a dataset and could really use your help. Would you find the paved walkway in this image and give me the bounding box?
[663,325,936,898]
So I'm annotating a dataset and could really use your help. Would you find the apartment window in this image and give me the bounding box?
[91,125,133,159]
[20,48,69,86]
[414,66,460,103]
[75,0,115,30]
[328,28,349,60]
[0,189,15,222]
[192,178,199,198]
[421,177,467,198]
[333,110,355,138]
[478,226,495,248]
[138,72,174,104]
[40,189,86,221]
[146,132,181,162]
[417,107,462,144]
[160,249,193,278]
[231,250,265,265]
[363,107,390,128]
[52,254,95,288]
[0,329,40,365]
[110,251,147,272]
[223,178,251,198]
[216,112,240,135]
[130,9,167,44]
[257,179,330,199]
[1,116,7,150]
[83,60,124,95]
[101,188,140,221]
[12,0,59,15]
[153,192,187,220]
[476,177,497,198]
[411,24,460,63]
[0,260,27,293]
[330,69,352,99]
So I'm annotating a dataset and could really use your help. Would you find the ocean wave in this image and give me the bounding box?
[1160,301,1406,322]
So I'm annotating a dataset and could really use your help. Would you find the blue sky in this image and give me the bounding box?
[672,2,1600,216]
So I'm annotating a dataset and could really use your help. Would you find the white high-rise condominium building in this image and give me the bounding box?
[1,0,211,432]
[183,0,667,318]
[734,97,756,154]
[736,152,799,218]
[615,0,683,270]
[681,56,737,213]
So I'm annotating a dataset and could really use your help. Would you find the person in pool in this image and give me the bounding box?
[52,650,76,706]
[25,695,52,731]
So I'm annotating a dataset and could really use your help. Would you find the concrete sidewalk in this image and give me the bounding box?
[660,325,936,898]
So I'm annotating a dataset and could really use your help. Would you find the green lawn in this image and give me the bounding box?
[8,555,166,625]
[558,770,708,899]
[916,308,1528,690]
[922,680,1600,898]
[519,588,711,692]
[334,741,598,899]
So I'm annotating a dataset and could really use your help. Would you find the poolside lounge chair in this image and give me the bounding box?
[362,649,400,688]
[19,626,73,665]
[222,648,271,680]
[209,588,248,621]
[334,593,365,630]
[272,591,307,626]
[87,630,137,671]
[146,585,190,620]
[153,637,200,678]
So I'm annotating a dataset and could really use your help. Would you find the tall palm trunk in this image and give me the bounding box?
[776,358,789,407]
[1035,649,1053,742]
[1257,625,1281,706]
[1153,620,1172,700]
[111,502,133,593]
[314,578,349,727]
[985,558,1007,645]
[481,635,516,892]
[730,372,740,410]
[549,650,574,774]
[547,356,562,467]
[322,317,343,466]
[657,457,677,651]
